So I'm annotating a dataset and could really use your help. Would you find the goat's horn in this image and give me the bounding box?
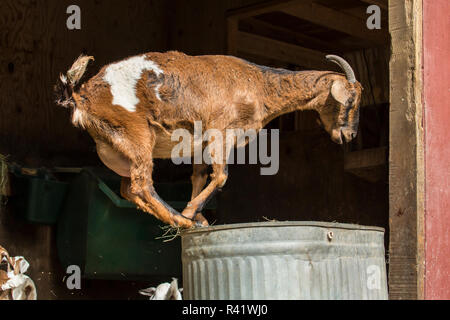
[326,55,356,84]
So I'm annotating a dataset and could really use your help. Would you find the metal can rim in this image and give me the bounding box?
[181,221,385,236]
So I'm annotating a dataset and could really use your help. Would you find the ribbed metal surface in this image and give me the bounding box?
[182,221,388,300]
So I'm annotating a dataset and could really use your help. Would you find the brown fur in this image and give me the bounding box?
[56,51,362,228]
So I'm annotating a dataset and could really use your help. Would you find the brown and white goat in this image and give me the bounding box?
[0,246,36,300]
[55,51,362,228]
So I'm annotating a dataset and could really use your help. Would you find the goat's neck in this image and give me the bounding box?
[261,71,327,126]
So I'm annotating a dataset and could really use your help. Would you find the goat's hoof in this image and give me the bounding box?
[172,214,195,229]
[193,212,209,227]
[194,221,207,228]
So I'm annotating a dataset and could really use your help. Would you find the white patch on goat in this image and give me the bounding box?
[103,55,164,112]
[72,108,85,128]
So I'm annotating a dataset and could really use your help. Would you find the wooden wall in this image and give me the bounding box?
[423,0,450,300]
[0,0,169,166]
[0,0,170,300]
[168,0,266,54]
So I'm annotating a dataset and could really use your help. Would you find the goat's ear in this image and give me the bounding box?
[139,287,156,297]
[331,80,353,106]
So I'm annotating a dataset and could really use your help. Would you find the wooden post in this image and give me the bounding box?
[388,0,424,300]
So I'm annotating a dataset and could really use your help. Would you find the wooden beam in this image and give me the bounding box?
[236,31,334,70]
[388,0,424,300]
[344,147,387,183]
[345,147,386,169]
[279,1,389,46]
[342,6,388,24]
[360,0,388,11]
[241,17,340,52]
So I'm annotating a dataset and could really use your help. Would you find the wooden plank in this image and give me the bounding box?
[345,147,387,169]
[0,0,169,165]
[279,1,388,46]
[237,31,334,70]
[343,47,390,107]
[0,0,174,301]
[344,147,387,183]
[240,17,341,52]
[388,0,424,300]
[423,0,450,300]
[342,6,388,25]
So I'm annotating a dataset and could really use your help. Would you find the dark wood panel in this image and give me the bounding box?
[217,130,388,234]
[343,47,390,107]
[0,0,169,166]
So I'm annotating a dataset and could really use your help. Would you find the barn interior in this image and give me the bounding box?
[0,0,390,299]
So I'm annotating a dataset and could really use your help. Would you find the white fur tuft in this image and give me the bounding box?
[103,55,164,112]
[72,108,86,128]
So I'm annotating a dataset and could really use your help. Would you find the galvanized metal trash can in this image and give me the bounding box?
[181,221,388,300]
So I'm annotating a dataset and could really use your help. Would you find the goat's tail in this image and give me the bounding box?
[54,54,94,108]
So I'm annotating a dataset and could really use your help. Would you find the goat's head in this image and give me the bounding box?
[317,55,363,145]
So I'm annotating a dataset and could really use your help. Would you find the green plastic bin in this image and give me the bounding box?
[10,171,69,225]
[57,167,214,280]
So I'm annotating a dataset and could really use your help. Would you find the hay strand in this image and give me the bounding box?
[156,225,182,242]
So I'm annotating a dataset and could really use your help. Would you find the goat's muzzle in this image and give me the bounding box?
[332,127,357,145]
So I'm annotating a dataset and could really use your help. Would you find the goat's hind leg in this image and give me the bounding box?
[181,163,228,223]
[114,134,195,228]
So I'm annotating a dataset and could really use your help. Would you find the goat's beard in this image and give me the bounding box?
[331,128,345,145]
[331,126,357,145]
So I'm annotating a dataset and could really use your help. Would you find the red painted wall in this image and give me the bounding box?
[423,0,450,300]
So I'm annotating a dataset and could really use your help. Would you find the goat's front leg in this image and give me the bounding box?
[181,163,228,222]
[190,163,209,226]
